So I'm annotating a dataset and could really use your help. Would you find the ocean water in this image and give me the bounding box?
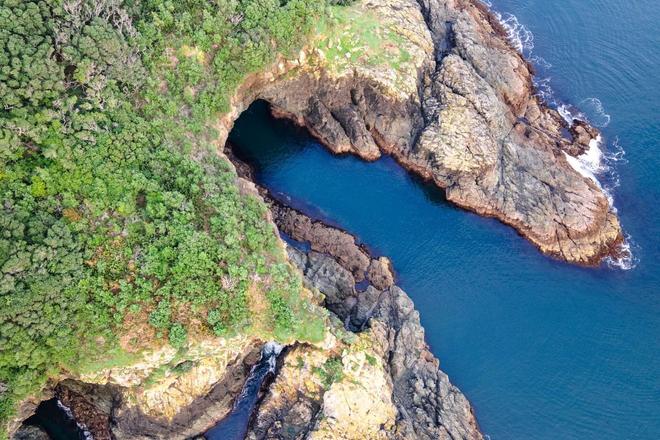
[205,343,283,440]
[228,1,660,438]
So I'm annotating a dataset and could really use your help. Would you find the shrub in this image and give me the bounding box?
[168,323,188,349]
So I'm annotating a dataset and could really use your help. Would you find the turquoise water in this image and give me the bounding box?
[228,1,660,438]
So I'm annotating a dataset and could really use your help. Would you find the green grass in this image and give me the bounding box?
[313,5,417,77]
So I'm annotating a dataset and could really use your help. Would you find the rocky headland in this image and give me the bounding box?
[244,197,482,440]
[217,0,624,266]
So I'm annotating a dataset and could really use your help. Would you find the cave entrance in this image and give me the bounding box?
[225,99,450,225]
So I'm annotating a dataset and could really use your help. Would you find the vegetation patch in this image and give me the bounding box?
[314,357,345,388]
[312,4,418,82]
[0,0,346,435]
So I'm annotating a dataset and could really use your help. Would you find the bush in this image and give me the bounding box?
[168,323,188,349]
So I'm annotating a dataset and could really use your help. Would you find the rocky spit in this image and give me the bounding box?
[245,199,483,440]
[11,0,624,438]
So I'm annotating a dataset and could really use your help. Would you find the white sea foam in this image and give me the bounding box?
[496,12,534,54]
[564,136,605,184]
[56,400,94,439]
[234,341,284,404]
[478,1,533,54]
[480,1,635,269]
[263,341,284,372]
[605,233,640,271]
[563,136,619,211]
[529,55,552,70]
[579,98,611,127]
[557,98,611,128]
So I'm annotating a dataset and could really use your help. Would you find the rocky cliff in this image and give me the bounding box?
[233,188,481,440]
[12,335,264,440]
[217,0,623,265]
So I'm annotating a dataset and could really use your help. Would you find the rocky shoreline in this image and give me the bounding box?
[216,0,623,266]
[246,192,483,439]
[9,0,627,438]
[12,160,484,440]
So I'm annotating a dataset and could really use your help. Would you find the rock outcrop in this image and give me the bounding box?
[246,226,482,439]
[246,326,399,440]
[268,199,394,291]
[11,337,263,440]
[70,336,263,440]
[218,0,623,265]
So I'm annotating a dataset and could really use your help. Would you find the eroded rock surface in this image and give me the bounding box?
[222,0,622,265]
[268,200,394,290]
[15,338,263,440]
[247,328,399,440]
[288,248,481,440]
[247,201,482,440]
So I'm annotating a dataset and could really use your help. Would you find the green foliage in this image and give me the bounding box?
[168,323,187,348]
[314,357,344,388]
[171,360,194,375]
[0,0,338,435]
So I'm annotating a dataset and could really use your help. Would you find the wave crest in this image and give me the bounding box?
[481,0,635,270]
[605,234,640,271]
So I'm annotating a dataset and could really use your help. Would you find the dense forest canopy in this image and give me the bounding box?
[0,0,345,434]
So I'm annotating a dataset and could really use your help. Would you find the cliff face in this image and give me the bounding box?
[11,336,263,440]
[244,199,482,440]
[219,0,622,265]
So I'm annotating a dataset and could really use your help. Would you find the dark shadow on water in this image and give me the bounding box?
[230,100,455,211]
[25,399,86,440]
[204,344,282,440]
[229,100,311,178]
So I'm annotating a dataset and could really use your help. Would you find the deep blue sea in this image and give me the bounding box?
[228,1,660,438]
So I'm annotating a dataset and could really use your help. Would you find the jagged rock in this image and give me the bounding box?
[269,201,371,280]
[107,343,261,440]
[290,249,357,321]
[277,231,482,439]
[247,327,398,440]
[12,425,50,440]
[18,337,264,440]
[219,0,623,265]
[367,257,395,290]
[56,381,116,440]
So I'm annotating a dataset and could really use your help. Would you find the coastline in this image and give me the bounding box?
[6,0,636,438]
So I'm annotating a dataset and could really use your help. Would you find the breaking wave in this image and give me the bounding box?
[605,233,640,271]
[497,12,534,53]
[563,136,605,184]
[480,0,635,269]
[558,98,611,128]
